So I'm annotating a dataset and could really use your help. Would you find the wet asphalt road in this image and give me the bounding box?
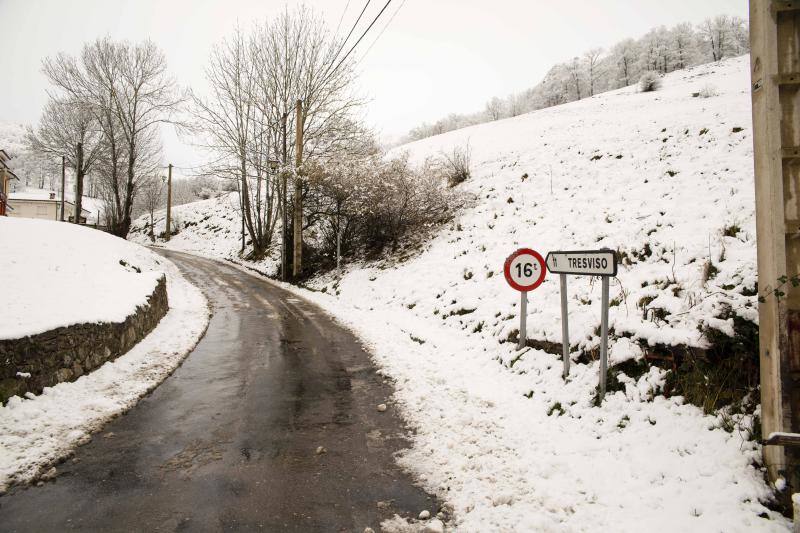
[0,250,435,532]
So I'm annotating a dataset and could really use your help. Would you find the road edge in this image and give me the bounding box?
[0,254,211,494]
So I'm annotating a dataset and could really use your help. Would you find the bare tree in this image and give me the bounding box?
[193,7,367,264]
[99,125,162,232]
[137,174,165,240]
[584,48,603,96]
[702,15,731,62]
[670,22,697,70]
[42,37,182,237]
[26,98,105,222]
[611,39,639,87]
[702,15,749,61]
[485,97,504,121]
[192,27,270,256]
[567,57,583,100]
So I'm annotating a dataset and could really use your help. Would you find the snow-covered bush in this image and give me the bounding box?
[639,71,662,92]
[441,142,472,187]
[698,84,719,98]
[309,153,460,265]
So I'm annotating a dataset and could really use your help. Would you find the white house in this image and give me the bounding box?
[8,190,91,223]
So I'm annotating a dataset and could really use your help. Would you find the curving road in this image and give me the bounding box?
[0,249,435,532]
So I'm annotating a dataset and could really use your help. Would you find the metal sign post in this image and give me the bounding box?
[600,275,610,398]
[546,249,617,402]
[519,291,528,350]
[559,273,569,379]
[503,248,547,350]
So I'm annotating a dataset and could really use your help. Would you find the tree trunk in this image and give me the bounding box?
[241,157,261,256]
[281,112,289,280]
[74,142,84,224]
[149,211,155,242]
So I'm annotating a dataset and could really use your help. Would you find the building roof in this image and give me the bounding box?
[8,190,91,215]
[2,168,19,181]
[9,190,58,202]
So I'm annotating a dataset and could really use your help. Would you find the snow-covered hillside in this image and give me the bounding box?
[380,56,756,356]
[132,56,789,531]
[128,193,279,265]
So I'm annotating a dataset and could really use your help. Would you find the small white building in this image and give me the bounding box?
[7,190,91,223]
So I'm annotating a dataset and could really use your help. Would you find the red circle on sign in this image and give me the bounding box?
[504,248,546,292]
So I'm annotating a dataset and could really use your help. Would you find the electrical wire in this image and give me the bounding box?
[334,0,352,36]
[322,0,373,82]
[323,0,393,85]
[355,0,405,68]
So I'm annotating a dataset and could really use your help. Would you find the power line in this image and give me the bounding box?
[323,0,373,81]
[324,0,393,85]
[334,0,352,36]
[356,0,406,67]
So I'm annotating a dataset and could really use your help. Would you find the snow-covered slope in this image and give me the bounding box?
[128,193,281,266]
[0,217,166,339]
[381,56,756,355]
[131,57,789,531]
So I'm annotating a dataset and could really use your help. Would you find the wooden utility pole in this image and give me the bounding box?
[293,99,303,279]
[750,0,800,490]
[73,143,83,224]
[165,163,173,241]
[281,112,289,280]
[1,166,6,217]
[60,155,66,221]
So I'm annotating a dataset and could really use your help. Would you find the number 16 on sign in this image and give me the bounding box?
[504,248,547,349]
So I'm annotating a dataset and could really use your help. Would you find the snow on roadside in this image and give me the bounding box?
[274,280,786,532]
[0,240,209,493]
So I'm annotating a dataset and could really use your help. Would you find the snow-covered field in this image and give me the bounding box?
[132,56,790,531]
[0,218,209,492]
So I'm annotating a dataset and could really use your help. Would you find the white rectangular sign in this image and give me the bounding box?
[546,249,617,277]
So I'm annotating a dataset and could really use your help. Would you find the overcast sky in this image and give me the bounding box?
[0,0,748,169]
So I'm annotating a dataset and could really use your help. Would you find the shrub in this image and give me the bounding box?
[639,71,662,92]
[698,84,719,98]
[441,142,471,187]
[723,223,741,237]
[309,153,461,263]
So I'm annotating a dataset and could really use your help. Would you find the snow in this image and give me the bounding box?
[768,432,800,440]
[128,193,265,264]
[8,190,61,202]
[0,241,209,492]
[130,56,788,531]
[0,217,164,339]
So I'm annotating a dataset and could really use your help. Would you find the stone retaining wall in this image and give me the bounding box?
[0,275,169,404]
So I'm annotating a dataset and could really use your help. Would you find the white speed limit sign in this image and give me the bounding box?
[503,248,546,291]
[503,248,547,350]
